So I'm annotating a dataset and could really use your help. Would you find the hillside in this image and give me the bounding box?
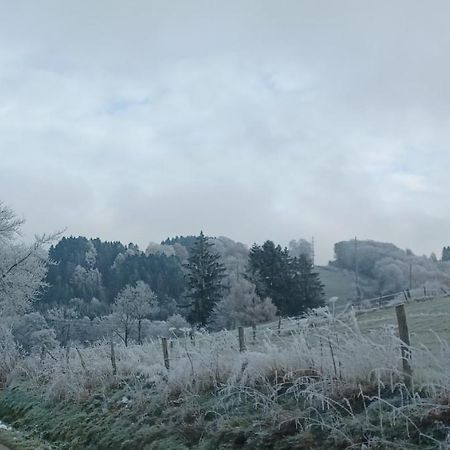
[356,295,450,350]
[316,265,377,305]
[332,239,450,296]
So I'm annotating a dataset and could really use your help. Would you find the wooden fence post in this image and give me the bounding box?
[238,327,246,352]
[76,347,88,373]
[278,317,282,336]
[65,345,70,367]
[40,345,46,363]
[395,304,412,388]
[110,341,117,376]
[252,323,256,342]
[162,337,170,370]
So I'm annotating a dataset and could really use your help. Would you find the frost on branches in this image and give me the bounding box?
[113,281,159,346]
[0,201,58,317]
[210,275,277,330]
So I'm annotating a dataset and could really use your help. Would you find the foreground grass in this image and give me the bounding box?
[1,302,450,449]
[1,379,449,450]
[0,424,53,450]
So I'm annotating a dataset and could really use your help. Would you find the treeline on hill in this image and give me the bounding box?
[4,203,450,449]
[27,233,323,347]
[43,237,186,318]
[4,194,450,356]
[332,239,450,298]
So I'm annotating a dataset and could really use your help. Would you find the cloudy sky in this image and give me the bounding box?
[1,0,450,263]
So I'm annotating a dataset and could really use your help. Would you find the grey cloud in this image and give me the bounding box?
[1,1,450,263]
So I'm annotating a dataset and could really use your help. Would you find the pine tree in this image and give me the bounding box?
[442,246,450,262]
[247,241,293,315]
[247,240,324,316]
[185,231,226,326]
[292,254,325,311]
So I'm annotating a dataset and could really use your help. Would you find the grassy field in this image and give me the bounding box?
[317,266,356,302]
[356,295,450,350]
[317,263,450,352]
[317,266,379,311]
[1,296,450,449]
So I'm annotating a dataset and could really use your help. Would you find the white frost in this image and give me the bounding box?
[0,420,12,431]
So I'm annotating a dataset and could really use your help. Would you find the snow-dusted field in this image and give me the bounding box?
[1,303,450,448]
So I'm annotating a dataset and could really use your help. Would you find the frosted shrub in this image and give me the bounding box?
[12,312,58,352]
[141,320,170,339]
[0,324,21,383]
[167,314,190,336]
[210,275,277,331]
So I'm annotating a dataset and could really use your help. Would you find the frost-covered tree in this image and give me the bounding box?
[289,239,313,260]
[84,241,97,268]
[45,305,79,345]
[0,324,20,382]
[69,265,104,301]
[113,287,135,346]
[12,311,58,353]
[172,243,189,263]
[132,281,159,344]
[113,281,158,345]
[166,313,191,336]
[333,239,450,295]
[0,202,58,317]
[145,242,176,257]
[211,236,249,280]
[0,202,23,241]
[210,275,277,330]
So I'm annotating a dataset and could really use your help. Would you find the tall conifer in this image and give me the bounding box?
[185,231,226,325]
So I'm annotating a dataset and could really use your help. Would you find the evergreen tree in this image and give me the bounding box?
[247,240,324,316]
[292,254,324,311]
[247,241,293,314]
[185,231,226,326]
[442,246,450,262]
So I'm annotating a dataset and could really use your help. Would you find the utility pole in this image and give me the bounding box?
[354,236,360,301]
[409,263,412,290]
[311,236,315,266]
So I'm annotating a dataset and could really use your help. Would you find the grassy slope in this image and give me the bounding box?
[316,266,378,311]
[356,295,450,350]
[0,383,365,450]
[0,381,444,450]
[317,266,355,301]
[2,297,450,449]
[0,426,52,450]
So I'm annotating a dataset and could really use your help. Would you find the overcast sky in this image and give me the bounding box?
[1,1,450,263]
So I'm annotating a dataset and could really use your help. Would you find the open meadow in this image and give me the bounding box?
[356,295,450,351]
